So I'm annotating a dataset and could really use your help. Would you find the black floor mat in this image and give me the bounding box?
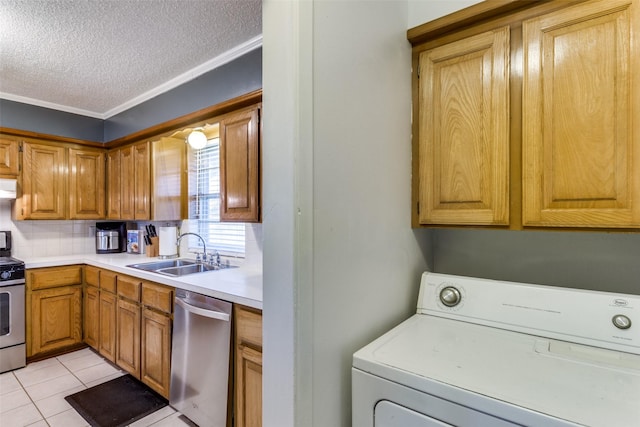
[65,374,167,427]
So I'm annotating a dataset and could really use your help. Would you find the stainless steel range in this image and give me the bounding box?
[0,231,26,373]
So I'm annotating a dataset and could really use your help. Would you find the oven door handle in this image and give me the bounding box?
[0,279,25,286]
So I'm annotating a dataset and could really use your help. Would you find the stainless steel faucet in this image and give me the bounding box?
[176,233,206,261]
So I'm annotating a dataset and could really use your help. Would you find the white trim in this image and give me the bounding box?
[0,35,263,121]
[0,92,105,119]
[102,35,263,119]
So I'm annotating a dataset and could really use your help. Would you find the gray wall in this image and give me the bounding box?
[0,99,104,142]
[263,1,431,426]
[0,48,262,143]
[104,47,262,141]
[433,228,640,295]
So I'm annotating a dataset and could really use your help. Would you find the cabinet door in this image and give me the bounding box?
[84,285,100,349]
[31,286,82,356]
[116,297,141,378]
[0,136,19,177]
[141,308,171,398]
[235,305,263,427]
[522,0,640,227]
[236,344,262,427]
[21,142,66,219]
[416,27,510,225]
[133,141,151,220]
[220,107,261,222]
[99,291,117,363]
[120,146,135,220]
[151,137,186,221]
[69,148,105,219]
[106,149,122,219]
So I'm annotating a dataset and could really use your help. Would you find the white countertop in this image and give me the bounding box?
[22,253,263,310]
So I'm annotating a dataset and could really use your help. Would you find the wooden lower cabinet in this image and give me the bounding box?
[116,296,142,378]
[30,264,264,414]
[27,265,84,358]
[98,291,117,362]
[234,305,263,427]
[83,285,99,349]
[141,308,172,397]
[83,266,117,362]
[82,267,173,398]
[30,286,83,356]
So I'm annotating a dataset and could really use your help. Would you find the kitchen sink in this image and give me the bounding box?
[127,259,197,271]
[127,259,236,277]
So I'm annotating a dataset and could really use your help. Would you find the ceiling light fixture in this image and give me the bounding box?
[187,129,208,150]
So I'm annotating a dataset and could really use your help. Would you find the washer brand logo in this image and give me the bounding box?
[614,299,628,307]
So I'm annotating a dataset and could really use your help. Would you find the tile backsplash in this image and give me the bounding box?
[0,200,263,266]
[0,201,96,257]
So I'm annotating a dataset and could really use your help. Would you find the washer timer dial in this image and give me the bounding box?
[439,286,462,307]
[612,314,632,330]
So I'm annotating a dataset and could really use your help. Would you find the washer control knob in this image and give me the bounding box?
[0,271,10,280]
[612,314,632,330]
[439,286,461,307]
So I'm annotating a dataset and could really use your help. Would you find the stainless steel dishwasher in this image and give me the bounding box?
[170,289,232,427]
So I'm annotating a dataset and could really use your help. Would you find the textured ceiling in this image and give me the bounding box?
[0,0,262,118]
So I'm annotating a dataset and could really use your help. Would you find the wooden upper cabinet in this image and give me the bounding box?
[19,142,66,220]
[522,0,640,227]
[151,137,186,221]
[0,136,19,177]
[416,27,510,226]
[119,145,135,220]
[410,0,640,230]
[106,149,122,219]
[116,143,150,220]
[15,140,105,220]
[133,141,151,220]
[68,148,105,219]
[220,106,261,222]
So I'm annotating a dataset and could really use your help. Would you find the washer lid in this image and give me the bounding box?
[353,314,640,427]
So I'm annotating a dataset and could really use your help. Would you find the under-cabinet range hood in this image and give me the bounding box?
[0,179,17,199]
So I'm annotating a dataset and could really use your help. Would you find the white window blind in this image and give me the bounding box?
[188,138,245,255]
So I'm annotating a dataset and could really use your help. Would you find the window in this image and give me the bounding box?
[188,136,245,256]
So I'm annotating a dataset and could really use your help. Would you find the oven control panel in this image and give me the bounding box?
[417,272,640,355]
[0,262,25,284]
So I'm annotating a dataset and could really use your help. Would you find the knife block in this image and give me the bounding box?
[146,237,159,257]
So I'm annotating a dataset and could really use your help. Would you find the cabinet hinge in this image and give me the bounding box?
[416,65,420,79]
[416,202,420,215]
[18,142,24,152]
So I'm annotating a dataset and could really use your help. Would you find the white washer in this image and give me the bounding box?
[353,272,640,427]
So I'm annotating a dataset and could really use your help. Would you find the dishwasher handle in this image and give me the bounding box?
[176,296,230,322]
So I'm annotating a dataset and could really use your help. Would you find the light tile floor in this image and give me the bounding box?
[0,348,190,427]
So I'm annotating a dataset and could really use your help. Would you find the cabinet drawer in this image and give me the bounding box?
[29,265,83,290]
[101,270,117,293]
[142,282,174,314]
[85,266,100,287]
[117,275,141,302]
[235,305,262,348]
